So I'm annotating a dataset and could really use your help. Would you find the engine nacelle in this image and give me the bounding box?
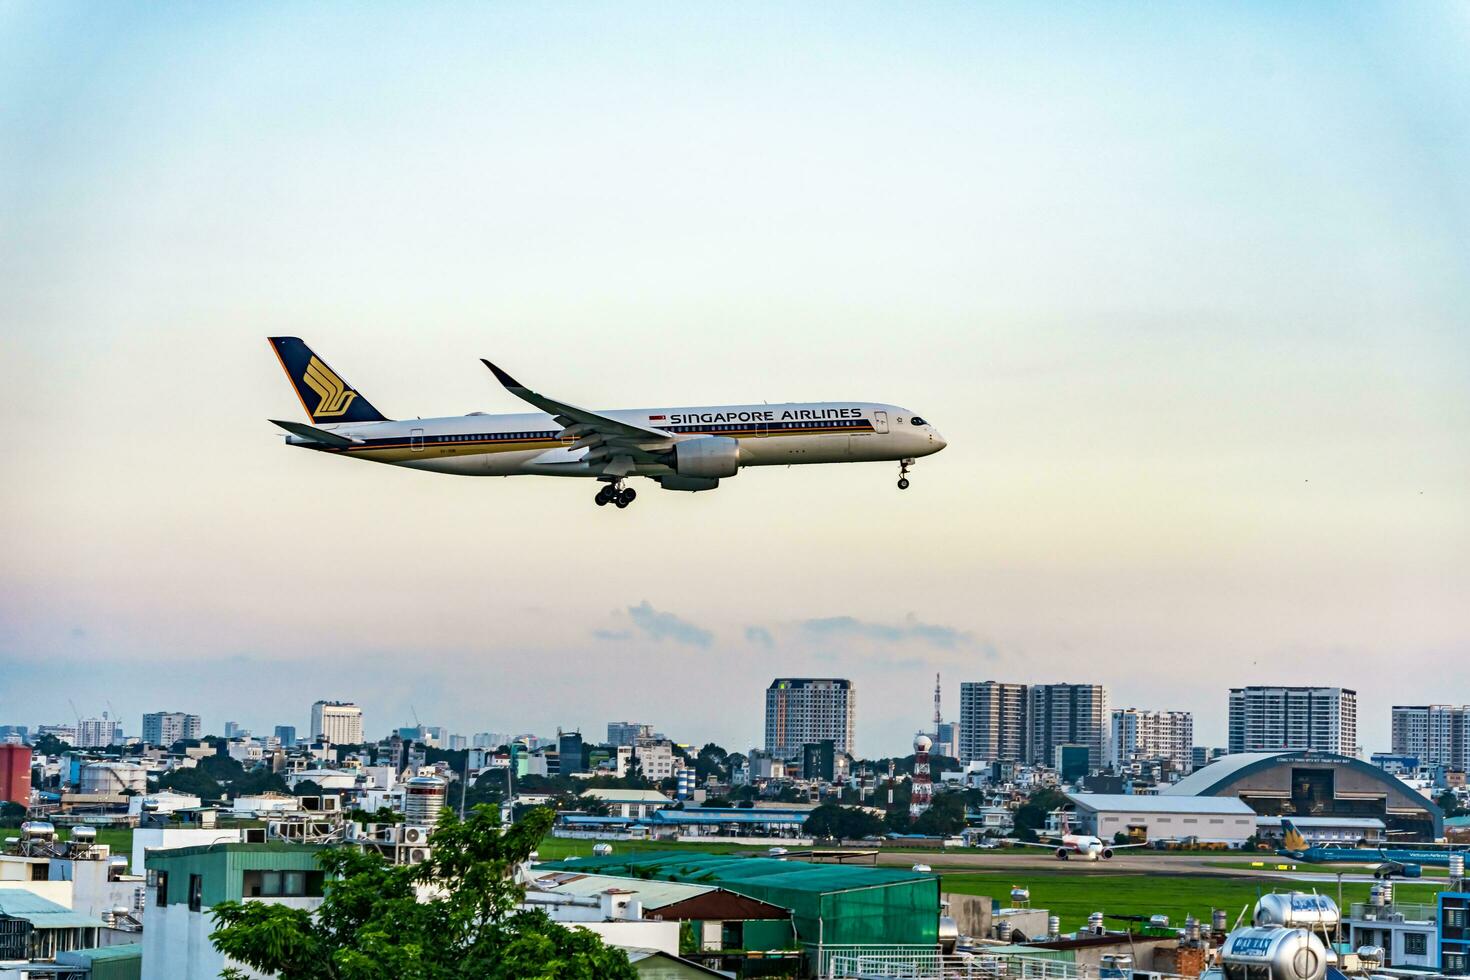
[673,436,740,479]
[1101,847,1114,860]
[1055,847,1069,860]
[658,475,720,492]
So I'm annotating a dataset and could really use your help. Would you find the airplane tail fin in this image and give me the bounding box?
[268,337,388,424]
[1281,818,1308,852]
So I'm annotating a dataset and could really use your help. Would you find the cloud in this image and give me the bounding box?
[744,626,774,648]
[592,629,633,642]
[799,614,974,651]
[626,601,713,647]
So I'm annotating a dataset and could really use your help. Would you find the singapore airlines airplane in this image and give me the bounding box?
[267,338,946,508]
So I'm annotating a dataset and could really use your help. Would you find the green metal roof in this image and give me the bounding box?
[59,944,144,962]
[0,890,105,929]
[539,851,932,892]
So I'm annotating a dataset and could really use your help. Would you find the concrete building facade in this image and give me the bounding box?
[309,701,363,745]
[1111,709,1194,772]
[1029,683,1109,770]
[958,681,1027,765]
[764,678,855,760]
[1392,704,1470,771]
[1228,686,1358,756]
[141,711,201,747]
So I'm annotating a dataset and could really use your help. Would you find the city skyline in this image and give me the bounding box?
[3,4,1467,755]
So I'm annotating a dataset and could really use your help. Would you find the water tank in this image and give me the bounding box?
[768,846,789,857]
[1213,909,1229,933]
[1254,893,1339,929]
[912,863,932,873]
[402,775,446,825]
[1088,912,1105,935]
[1150,914,1170,928]
[1048,915,1061,938]
[1450,853,1465,880]
[1010,886,1031,905]
[1222,927,1329,980]
[20,821,55,839]
[592,843,613,857]
[70,826,97,843]
[1356,946,1384,967]
[1368,882,1392,908]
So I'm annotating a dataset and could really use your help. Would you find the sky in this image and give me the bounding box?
[2,3,1467,757]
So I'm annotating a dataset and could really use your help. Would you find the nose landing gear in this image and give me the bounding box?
[595,481,637,509]
[897,458,914,490]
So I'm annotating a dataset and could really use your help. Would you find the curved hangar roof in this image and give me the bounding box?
[1163,750,1443,837]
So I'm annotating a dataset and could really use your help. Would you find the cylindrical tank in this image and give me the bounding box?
[1088,912,1105,935]
[592,843,613,857]
[1213,908,1229,933]
[939,915,960,953]
[1150,914,1170,928]
[1450,853,1465,880]
[70,826,97,843]
[1379,881,1393,905]
[1185,916,1201,942]
[1010,886,1031,905]
[1048,915,1060,938]
[1222,927,1329,980]
[20,821,55,839]
[402,775,446,825]
[1355,946,1384,967]
[1253,893,1339,929]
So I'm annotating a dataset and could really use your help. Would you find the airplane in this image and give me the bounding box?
[1277,817,1467,872]
[1008,814,1151,861]
[266,337,946,508]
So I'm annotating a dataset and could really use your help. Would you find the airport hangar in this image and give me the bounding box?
[1163,750,1444,841]
[1064,793,1258,845]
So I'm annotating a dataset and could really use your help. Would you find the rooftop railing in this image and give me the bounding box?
[1349,902,1439,923]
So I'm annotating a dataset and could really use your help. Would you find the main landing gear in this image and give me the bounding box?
[595,481,637,509]
[897,458,915,490]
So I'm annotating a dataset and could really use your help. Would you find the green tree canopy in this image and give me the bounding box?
[158,765,223,801]
[211,806,635,980]
[803,803,885,840]
[911,793,967,837]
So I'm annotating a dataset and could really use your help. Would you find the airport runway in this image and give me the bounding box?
[866,850,1392,883]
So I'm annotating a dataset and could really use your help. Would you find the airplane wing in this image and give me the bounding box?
[480,360,676,477]
[1007,840,1062,849]
[1107,842,1152,849]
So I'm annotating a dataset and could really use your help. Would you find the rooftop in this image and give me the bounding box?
[579,788,673,804]
[536,851,934,894]
[1066,793,1255,815]
[0,890,105,929]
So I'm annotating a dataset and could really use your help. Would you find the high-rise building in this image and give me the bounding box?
[558,731,585,775]
[473,732,509,749]
[958,681,1028,764]
[1111,709,1194,771]
[607,722,654,747]
[36,724,78,745]
[1228,687,1358,756]
[1392,705,1470,770]
[142,711,202,746]
[274,725,297,748]
[223,721,247,740]
[76,716,124,748]
[310,701,364,745]
[764,678,855,760]
[1028,683,1110,770]
[448,735,467,752]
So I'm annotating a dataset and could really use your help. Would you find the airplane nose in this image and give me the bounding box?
[930,429,947,452]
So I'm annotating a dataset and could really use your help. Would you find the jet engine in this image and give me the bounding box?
[1055,847,1069,860]
[1100,847,1114,860]
[672,436,740,479]
[658,475,720,492]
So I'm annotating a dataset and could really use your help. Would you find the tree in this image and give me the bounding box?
[30,733,69,757]
[912,793,966,837]
[158,766,223,800]
[1013,787,1069,841]
[292,779,323,798]
[210,806,636,980]
[1436,791,1466,818]
[804,803,885,840]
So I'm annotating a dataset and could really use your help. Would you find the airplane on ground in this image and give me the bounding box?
[1277,818,1467,873]
[1008,814,1151,861]
[266,337,946,508]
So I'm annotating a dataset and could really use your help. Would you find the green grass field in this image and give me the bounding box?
[937,869,1444,933]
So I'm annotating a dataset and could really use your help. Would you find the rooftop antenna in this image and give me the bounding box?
[933,673,943,729]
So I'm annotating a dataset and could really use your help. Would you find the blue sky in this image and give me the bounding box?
[2,3,1467,754]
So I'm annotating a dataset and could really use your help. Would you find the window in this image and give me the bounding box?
[156,871,169,907]
[911,417,927,426]
[188,873,203,912]
[1404,933,1427,956]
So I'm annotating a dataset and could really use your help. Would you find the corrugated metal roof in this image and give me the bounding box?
[1256,816,1385,829]
[1066,793,1255,815]
[0,890,105,929]
[580,788,673,803]
[1164,753,1288,795]
[537,851,933,892]
[58,944,143,962]
[527,870,714,907]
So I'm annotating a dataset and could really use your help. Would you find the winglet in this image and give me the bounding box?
[481,359,524,390]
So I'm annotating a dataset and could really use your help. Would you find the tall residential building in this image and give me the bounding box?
[274,725,297,748]
[764,678,855,760]
[310,701,364,745]
[76,716,124,748]
[1028,683,1110,770]
[142,711,201,746]
[958,682,1028,764]
[1110,709,1194,771]
[558,731,586,775]
[1392,705,1470,770]
[607,722,654,747]
[1228,687,1358,756]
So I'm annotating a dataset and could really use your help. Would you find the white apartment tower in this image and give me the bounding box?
[958,681,1028,764]
[764,679,855,760]
[1110,709,1194,771]
[1392,705,1470,770]
[1029,683,1110,771]
[1228,687,1358,756]
[141,711,202,746]
[310,700,364,745]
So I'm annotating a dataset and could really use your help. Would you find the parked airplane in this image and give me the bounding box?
[1009,815,1151,861]
[1277,818,1466,871]
[267,338,946,507]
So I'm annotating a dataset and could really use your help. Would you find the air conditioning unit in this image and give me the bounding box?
[402,826,430,845]
[408,847,431,864]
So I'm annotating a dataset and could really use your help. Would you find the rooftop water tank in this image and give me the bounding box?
[1222,927,1329,980]
[1254,893,1339,929]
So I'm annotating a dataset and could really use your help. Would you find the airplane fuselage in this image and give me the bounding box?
[281,401,944,478]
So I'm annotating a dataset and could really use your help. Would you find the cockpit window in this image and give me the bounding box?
[911,416,927,426]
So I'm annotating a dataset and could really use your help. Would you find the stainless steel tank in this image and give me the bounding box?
[1221,926,1329,980]
[1253,892,1339,929]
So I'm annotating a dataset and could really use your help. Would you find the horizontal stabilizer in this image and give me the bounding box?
[269,419,360,447]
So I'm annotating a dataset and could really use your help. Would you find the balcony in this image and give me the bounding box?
[1349,902,1438,924]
